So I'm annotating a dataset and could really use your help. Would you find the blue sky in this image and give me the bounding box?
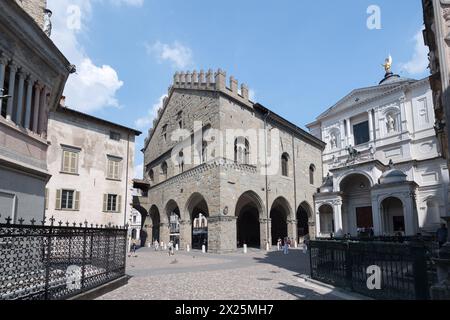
[47,0,429,177]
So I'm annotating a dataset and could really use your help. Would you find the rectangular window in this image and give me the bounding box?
[353,121,370,146]
[56,189,80,211]
[103,194,122,213]
[107,156,122,180]
[61,147,80,174]
[109,131,121,141]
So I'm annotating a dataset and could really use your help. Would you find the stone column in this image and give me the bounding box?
[179,219,192,251]
[368,110,374,142]
[0,54,7,107]
[24,76,34,130]
[333,201,343,236]
[339,120,346,147]
[6,62,17,121]
[345,118,352,146]
[208,215,237,254]
[15,70,25,126]
[287,219,298,243]
[315,208,321,237]
[159,222,170,246]
[38,86,48,136]
[371,196,382,236]
[32,83,41,132]
[260,218,271,249]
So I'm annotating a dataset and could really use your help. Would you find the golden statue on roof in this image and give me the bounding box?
[382,55,393,73]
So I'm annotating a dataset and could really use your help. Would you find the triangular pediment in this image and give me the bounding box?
[316,80,415,120]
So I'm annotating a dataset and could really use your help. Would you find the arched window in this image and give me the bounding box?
[281,153,289,177]
[309,164,316,185]
[161,161,168,180]
[178,151,184,173]
[234,137,250,164]
[148,168,154,182]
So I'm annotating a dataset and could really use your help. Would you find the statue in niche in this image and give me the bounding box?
[386,114,396,133]
[330,133,338,149]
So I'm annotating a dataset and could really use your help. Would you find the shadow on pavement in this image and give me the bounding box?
[253,249,311,276]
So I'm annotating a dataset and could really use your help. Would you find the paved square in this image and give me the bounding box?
[98,247,346,300]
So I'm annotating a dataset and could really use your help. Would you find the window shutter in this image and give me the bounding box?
[63,151,70,172]
[117,195,122,213]
[74,191,80,211]
[103,194,107,212]
[71,152,78,173]
[107,159,113,179]
[115,161,121,180]
[55,189,61,210]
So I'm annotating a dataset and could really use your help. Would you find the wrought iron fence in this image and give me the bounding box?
[309,240,435,300]
[0,216,127,300]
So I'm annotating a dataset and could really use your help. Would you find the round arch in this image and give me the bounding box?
[235,191,265,248]
[185,192,210,250]
[318,204,334,235]
[337,171,375,191]
[297,201,312,239]
[380,197,405,235]
[270,197,292,245]
[165,200,181,245]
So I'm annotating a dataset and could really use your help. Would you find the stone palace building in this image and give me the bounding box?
[307,64,449,237]
[135,69,325,253]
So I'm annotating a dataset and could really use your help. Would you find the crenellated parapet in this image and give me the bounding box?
[144,69,254,146]
[172,68,252,106]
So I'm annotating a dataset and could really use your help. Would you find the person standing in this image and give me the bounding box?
[437,223,448,249]
[283,237,289,255]
[277,238,282,251]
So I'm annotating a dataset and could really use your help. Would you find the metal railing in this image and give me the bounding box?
[0,217,127,300]
[309,239,435,300]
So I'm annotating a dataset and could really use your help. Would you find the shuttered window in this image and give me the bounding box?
[61,148,79,174]
[56,189,80,211]
[107,156,122,180]
[103,194,121,213]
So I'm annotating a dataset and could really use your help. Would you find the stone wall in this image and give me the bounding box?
[15,0,47,28]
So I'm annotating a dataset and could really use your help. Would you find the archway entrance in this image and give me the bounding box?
[297,202,311,240]
[319,204,334,236]
[381,197,405,235]
[340,173,373,235]
[166,200,181,246]
[235,191,263,248]
[186,193,209,251]
[149,205,160,242]
[270,197,290,245]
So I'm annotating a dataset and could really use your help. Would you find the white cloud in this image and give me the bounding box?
[147,41,193,69]
[48,0,142,112]
[134,163,143,179]
[400,29,429,76]
[135,94,167,128]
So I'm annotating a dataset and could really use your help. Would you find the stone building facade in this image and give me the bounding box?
[307,67,449,237]
[0,0,72,223]
[136,69,325,254]
[45,103,141,227]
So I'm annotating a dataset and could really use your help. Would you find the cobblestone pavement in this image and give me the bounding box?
[98,247,346,300]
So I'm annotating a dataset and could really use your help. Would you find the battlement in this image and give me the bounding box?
[172,69,251,104]
[144,69,253,147]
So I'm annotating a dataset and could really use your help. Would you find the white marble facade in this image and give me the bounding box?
[307,73,449,237]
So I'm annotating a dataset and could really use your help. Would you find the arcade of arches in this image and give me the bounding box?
[139,192,314,252]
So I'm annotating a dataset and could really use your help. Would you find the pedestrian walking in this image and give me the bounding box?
[154,240,159,251]
[437,223,448,249]
[277,238,282,251]
[283,237,289,255]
